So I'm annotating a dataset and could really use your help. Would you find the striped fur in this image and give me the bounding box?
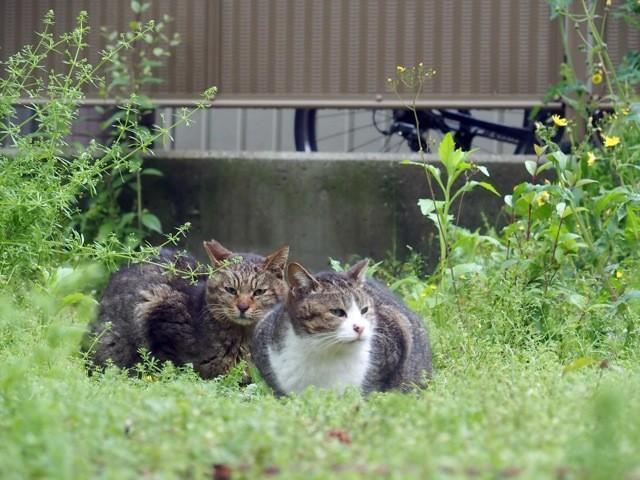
[251,260,433,395]
[84,241,289,379]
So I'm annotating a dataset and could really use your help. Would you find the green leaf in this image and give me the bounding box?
[595,187,630,214]
[550,150,568,171]
[142,168,164,177]
[614,290,640,308]
[451,263,483,277]
[566,293,587,309]
[418,199,445,216]
[563,357,597,375]
[141,212,162,233]
[118,212,136,229]
[402,161,442,181]
[329,258,344,272]
[97,222,115,241]
[131,0,141,13]
[556,202,567,218]
[536,162,554,175]
[425,164,442,181]
[438,132,461,176]
[575,179,598,188]
[62,292,97,306]
[504,195,513,207]
[525,160,537,177]
[438,132,455,165]
[476,165,490,177]
[469,181,500,196]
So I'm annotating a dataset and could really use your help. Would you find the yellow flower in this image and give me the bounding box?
[603,135,621,148]
[616,270,623,279]
[587,152,596,167]
[396,65,406,73]
[551,114,568,127]
[592,71,603,85]
[536,191,550,206]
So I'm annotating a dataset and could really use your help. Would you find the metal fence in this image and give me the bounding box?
[4,0,637,106]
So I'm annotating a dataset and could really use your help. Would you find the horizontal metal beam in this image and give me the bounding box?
[13,96,564,110]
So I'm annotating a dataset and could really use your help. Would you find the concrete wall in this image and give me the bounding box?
[144,151,532,271]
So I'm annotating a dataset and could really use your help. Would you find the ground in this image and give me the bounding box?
[1,286,638,480]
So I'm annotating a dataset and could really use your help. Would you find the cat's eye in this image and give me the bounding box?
[224,286,237,295]
[330,308,347,318]
[361,306,369,314]
[253,288,266,297]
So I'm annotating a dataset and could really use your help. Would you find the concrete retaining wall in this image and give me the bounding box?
[144,151,534,271]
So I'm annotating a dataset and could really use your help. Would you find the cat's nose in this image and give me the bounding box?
[353,324,365,335]
[237,302,250,313]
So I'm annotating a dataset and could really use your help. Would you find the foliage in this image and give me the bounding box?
[390,0,640,350]
[403,132,499,275]
[76,0,181,245]
[496,0,640,344]
[0,10,215,286]
[2,268,640,478]
[0,4,639,479]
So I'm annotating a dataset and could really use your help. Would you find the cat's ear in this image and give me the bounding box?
[346,259,369,284]
[287,262,319,294]
[263,245,289,277]
[203,239,234,266]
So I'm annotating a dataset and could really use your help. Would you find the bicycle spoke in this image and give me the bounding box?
[383,137,405,153]
[382,133,392,151]
[348,135,386,152]
[316,123,375,142]
[316,111,352,119]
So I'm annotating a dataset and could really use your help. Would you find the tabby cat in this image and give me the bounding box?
[251,259,432,395]
[85,240,289,379]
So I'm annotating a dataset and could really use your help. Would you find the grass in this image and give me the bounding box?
[2,6,638,477]
[1,277,639,480]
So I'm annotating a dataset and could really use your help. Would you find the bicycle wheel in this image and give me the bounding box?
[294,108,439,153]
[294,107,560,154]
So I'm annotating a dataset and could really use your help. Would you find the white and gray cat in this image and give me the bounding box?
[251,259,432,395]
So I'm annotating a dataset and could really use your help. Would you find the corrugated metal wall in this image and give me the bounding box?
[218,0,563,105]
[0,0,217,99]
[4,0,635,107]
[606,10,640,67]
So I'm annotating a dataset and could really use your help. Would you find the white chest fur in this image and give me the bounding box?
[268,323,373,394]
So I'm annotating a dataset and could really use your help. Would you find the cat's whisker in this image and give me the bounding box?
[88,243,289,380]
[253,260,431,395]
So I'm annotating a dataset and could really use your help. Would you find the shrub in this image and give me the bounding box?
[0,10,214,287]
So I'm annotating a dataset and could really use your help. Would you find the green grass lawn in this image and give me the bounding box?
[1,285,639,480]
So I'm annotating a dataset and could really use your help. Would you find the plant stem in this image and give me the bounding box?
[544,216,564,295]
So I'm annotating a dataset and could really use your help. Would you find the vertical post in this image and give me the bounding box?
[200,108,209,150]
[272,109,282,151]
[236,109,247,150]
